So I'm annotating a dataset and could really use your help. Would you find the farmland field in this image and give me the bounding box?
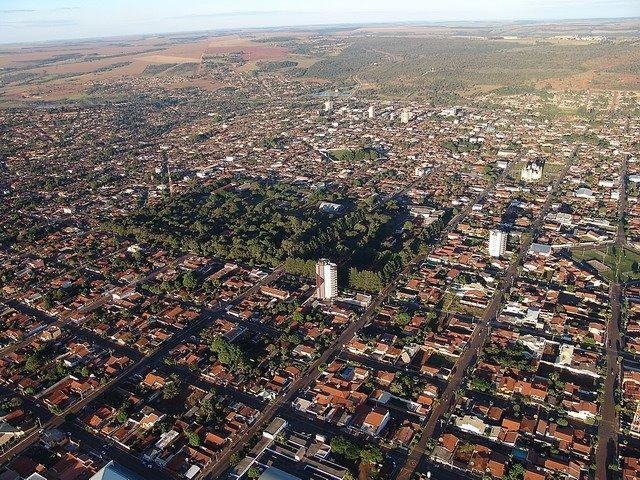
[1,20,639,104]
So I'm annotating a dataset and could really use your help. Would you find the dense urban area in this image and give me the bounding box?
[1,17,640,480]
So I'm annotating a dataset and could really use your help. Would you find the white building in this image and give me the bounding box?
[400,109,411,124]
[439,106,461,117]
[414,165,430,177]
[488,229,507,258]
[368,105,375,119]
[316,259,338,300]
[323,100,333,112]
[319,201,344,214]
[575,187,595,199]
[521,159,544,182]
[454,415,487,435]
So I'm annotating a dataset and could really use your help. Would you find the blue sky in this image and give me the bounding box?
[0,0,638,44]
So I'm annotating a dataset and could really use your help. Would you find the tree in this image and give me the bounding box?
[505,463,525,480]
[360,445,383,465]
[163,382,179,400]
[6,397,22,409]
[330,436,361,461]
[42,294,53,310]
[284,333,302,345]
[247,466,260,479]
[210,336,250,372]
[24,354,43,373]
[182,270,197,290]
[185,430,201,447]
[116,410,128,423]
[284,258,316,277]
[394,312,411,327]
[348,268,382,292]
[389,373,415,398]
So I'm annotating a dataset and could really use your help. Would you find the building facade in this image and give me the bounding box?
[489,229,507,258]
[316,259,338,300]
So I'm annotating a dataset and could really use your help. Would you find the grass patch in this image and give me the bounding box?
[572,246,640,282]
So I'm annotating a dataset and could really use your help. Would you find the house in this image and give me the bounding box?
[360,406,390,436]
[455,415,487,435]
[142,372,166,390]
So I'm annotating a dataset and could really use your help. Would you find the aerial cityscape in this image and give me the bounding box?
[0,2,639,480]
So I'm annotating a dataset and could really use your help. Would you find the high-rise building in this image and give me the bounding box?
[324,100,334,112]
[400,109,411,124]
[316,259,338,300]
[489,229,507,258]
[368,105,375,119]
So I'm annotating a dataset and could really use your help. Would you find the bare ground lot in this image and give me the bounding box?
[0,34,294,101]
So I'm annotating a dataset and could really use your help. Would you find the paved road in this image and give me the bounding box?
[420,458,482,480]
[0,266,283,468]
[595,282,622,480]
[0,385,53,462]
[202,261,409,479]
[396,153,575,480]
[0,165,431,475]
[201,166,495,479]
[63,421,166,479]
[595,154,627,480]
[0,254,190,357]
[371,164,445,213]
[206,163,522,479]
[337,351,447,391]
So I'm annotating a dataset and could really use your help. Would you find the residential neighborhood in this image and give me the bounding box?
[1,14,640,480]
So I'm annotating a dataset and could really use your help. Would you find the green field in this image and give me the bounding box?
[572,246,640,282]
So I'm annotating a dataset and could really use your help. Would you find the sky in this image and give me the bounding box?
[0,0,638,44]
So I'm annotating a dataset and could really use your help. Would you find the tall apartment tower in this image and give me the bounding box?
[324,100,334,112]
[316,259,338,300]
[488,229,507,258]
[400,109,411,124]
[368,106,375,119]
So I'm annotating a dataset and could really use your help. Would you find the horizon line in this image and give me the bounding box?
[1,15,638,48]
